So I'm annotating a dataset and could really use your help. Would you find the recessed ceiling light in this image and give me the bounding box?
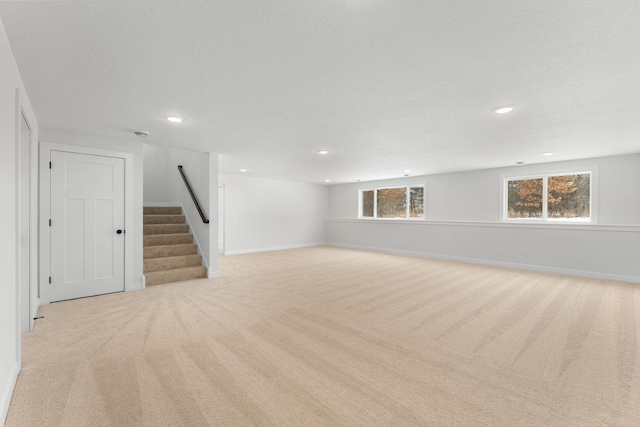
[542,152,555,156]
[493,106,514,114]
[239,168,247,172]
[404,169,411,174]
[325,179,331,183]
[167,116,184,123]
[317,150,329,155]
[515,161,525,166]
[133,131,149,137]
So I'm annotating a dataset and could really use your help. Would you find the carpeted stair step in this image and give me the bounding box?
[144,224,190,235]
[144,233,193,246]
[144,254,203,272]
[143,205,206,286]
[143,206,182,215]
[143,214,185,225]
[145,266,207,286]
[144,244,197,259]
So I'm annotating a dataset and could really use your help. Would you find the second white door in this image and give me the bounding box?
[50,151,125,302]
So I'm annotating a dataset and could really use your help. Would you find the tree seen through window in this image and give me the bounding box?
[361,186,424,219]
[506,173,590,220]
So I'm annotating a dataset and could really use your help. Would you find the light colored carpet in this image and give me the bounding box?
[6,246,640,426]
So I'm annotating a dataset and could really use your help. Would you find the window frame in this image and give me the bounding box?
[359,184,426,220]
[502,170,596,223]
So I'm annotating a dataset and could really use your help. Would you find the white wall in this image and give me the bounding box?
[143,144,218,276]
[327,220,640,282]
[143,144,169,202]
[0,17,38,425]
[41,129,145,292]
[208,154,219,275]
[327,154,640,282]
[220,174,328,255]
[329,154,640,224]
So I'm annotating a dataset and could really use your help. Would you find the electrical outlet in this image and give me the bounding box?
[523,250,529,257]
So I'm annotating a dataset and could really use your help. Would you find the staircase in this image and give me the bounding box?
[143,206,207,286]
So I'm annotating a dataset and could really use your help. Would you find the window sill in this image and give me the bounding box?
[328,218,640,232]
[503,218,594,225]
[358,217,425,221]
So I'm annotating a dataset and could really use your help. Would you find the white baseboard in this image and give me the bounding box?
[126,278,145,292]
[1,361,20,426]
[223,242,325,256]
[207,269,220,279]
[328,242,640,284]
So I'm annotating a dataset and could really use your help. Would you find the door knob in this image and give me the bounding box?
[116,229,123,234]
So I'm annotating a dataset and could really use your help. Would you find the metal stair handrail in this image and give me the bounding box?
[177,165,209,224]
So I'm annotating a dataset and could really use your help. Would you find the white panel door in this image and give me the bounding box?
[50,151,125,301]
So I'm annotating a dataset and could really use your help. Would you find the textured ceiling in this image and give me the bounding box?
[1,1,639,184]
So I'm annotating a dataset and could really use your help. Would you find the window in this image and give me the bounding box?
[360,186,424,219]
[505,172,591,221]
[507,178,543,219]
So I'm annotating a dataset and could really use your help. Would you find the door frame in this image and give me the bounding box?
[218,184,225,255]
[39,142,134,305]
[17,110,31,332]
[14,89,38,334]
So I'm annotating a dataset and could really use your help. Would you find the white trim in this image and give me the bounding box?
[8,90,22,425]
[328,242,640,284]
[218,184,225,256]
[327,218,640,232]
[500,168,598,223]
[0,361,20,426]
[31,304,39,326]
[359,183,426,219]
[130,279,144,291]
[13,90,22,342]
[39,142,137,305]
[16,103,36,333]
[224,242,326,256]
[179,202,210,271]
[357,217,428,222]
